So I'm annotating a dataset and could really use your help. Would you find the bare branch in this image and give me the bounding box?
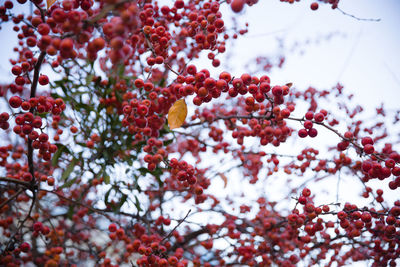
[337,7,381,22]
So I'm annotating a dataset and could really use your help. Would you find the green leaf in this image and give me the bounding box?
[50,93,62,99]
[104,173,110,184]
[86,74,94,86]
[52,144,71,166]
[138,167,150,176]
[163,139,174,146]
[104,188,112,205]
[62,158,77,181]
[134,195,142,212]
[75,102,94,112]
[117,64,125,77]
[158,78,166,87]
[60,177,77,189]
[115,194,127,211]
[66,205,74,219]
[55,80,68,96]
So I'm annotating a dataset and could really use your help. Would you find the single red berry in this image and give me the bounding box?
[108,223,117,232]
[39,133,49,142]
[363,144,374,154]
[298,196,307,204]
[20,242,31,252]
[0,112,10,121]
[310,2,319,10]
[314,112,324,122]
[9,96,22,108]
[337,141,349,151]
[11,65,22,76]
[231,0,245,13]
[39,74,49,85]
[174,0,184,9]
[272,85,283,96]
[33,221,43,232]
[344,131,353,139]
[304,120,313,129]
[298,129,308,138]
[305,111,314,120]
[302,188,311,197]
[37,23,50,35]
[308,128,318,138]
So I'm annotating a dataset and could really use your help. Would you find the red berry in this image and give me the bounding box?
[344,131,353,139]
[37,23,50,35]
[310,2,319,10]
[302,188,311,197]
[231,0,245,13]
[272,85,283,96]
[33,221,43,232]
[108,223,117,232]
[9,96,22,108]
[337,141,349,151]
[304,120,313,129]
[361,212,371,223]
[20,242,31,252]
[308,128,318,138]
[305,111,314,120]
[60,38,73,52]
[298,196,307,204]
[314,112,324,122]
[39,133,49,142]
[39,74,49,85]
[0,112,9,121]
[361,137,373,146]
[363,144,374,154]
[298,129,308,138]
[11,65,22,76]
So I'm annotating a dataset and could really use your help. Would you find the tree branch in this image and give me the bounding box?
[161,209,191,243]
[0,188,24,210]
[0,177,30,187]
[337,7,381,22]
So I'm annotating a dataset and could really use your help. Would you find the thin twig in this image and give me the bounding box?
[0,177,30,187]
[161,209,191,243]
[337,7,381,22]
[30,0,46,22]
[0,188,24,210]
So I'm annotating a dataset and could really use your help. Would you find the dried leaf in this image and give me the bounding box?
[47,0,57,9]
[286,82,293,88]
[219,173,228,188]
[168,99,187,129]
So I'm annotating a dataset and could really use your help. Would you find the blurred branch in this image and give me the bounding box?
[0,188,24,210]
[337,7,381,22]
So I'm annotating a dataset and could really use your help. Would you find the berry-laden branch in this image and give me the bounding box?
[27,51,46,182]
[0,0,398,266]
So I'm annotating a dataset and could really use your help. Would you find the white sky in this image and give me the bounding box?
[215,0,400,111]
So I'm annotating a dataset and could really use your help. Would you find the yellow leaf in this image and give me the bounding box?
[47,0,57,9]
[106,106,114,114]
[219,173,228,188]
[168,99,187,129]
